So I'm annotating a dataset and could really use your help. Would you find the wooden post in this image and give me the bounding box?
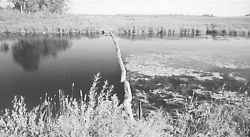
[109,32,134,120]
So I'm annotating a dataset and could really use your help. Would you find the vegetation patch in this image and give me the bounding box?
[0,74,250,137]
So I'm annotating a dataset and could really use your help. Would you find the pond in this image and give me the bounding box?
[0,35,123,109]
[0,34,250,110]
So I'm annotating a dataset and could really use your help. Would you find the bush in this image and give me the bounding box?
[7,0,68,14]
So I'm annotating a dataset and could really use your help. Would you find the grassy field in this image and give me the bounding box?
[0,9,250,36]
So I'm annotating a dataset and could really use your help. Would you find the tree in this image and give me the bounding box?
[8,0,68,13]
[42,0,68,13]
[9,0,27,13]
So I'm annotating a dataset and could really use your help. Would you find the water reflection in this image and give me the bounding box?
[0,36,121,109]
[0,33,102,41]
[12,38,71,72]
[0,43,9,53]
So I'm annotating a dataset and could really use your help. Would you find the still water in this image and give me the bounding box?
[0,36,122,109]
[0,35,250,109]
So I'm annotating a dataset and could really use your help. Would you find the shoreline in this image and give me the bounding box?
[1,10,250,37]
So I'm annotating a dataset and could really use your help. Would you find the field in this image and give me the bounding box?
[0,9,250,36]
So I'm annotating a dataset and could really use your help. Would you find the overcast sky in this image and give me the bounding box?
[68,0,250,16]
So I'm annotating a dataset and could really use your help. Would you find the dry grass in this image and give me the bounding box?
[0,74,249,137]
[0,9,250,36]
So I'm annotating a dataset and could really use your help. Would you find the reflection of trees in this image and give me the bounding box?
[0,43,9,53]
[12,38,71,72]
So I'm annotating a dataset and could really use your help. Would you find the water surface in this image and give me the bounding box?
[0,35,250,109]
[0,36,121,109]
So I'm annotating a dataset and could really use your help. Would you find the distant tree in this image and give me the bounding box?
[8,0,26,13]
[25,0,38,12]
[8,0,68,13]
[246,14,250,16]
[43,0,68,14]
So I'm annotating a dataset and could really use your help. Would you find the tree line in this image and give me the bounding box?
[8,0,68,14]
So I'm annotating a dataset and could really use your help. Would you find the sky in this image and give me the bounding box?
[68,0,250,16]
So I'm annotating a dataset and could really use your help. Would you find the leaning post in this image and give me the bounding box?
[109,32,134,121]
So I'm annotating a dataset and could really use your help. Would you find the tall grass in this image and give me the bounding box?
[0,74,249,137]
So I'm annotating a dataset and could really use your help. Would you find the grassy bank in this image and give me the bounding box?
[0,74,250,137]
[1,9,250,37]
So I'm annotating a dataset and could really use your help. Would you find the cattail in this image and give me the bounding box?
[80,89,83,99]
[71,82,75,97]
[44,92,48,106]
[80,89,84,107]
